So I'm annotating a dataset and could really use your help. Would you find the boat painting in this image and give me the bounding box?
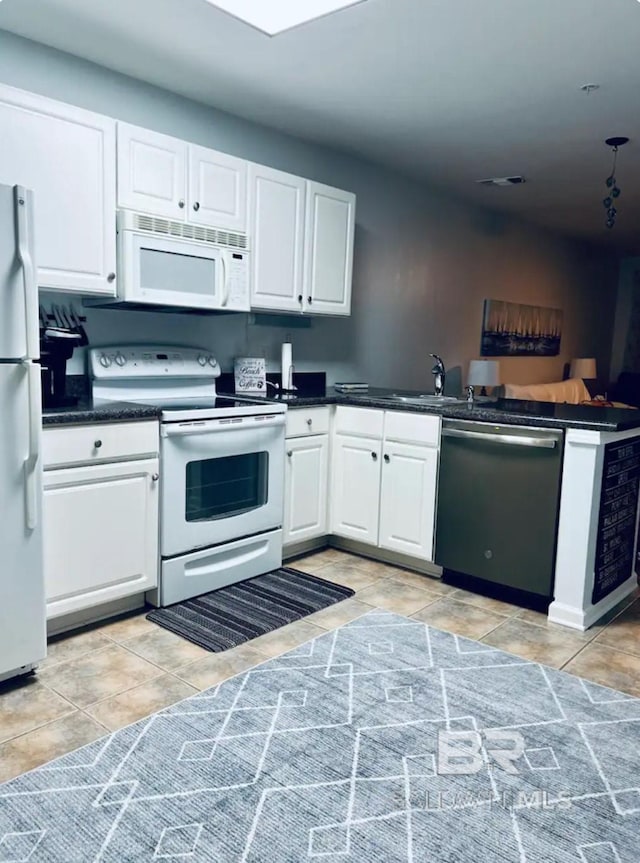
[481,299,563,357]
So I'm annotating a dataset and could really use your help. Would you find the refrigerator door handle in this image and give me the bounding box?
[14,186,39,360]
[23,362,41,531]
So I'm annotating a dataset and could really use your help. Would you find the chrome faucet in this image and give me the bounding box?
[430,354,446,396]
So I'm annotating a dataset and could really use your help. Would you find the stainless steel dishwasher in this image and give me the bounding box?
[435,418,564,599]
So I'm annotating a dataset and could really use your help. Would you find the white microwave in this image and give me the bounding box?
[105,211,251,312]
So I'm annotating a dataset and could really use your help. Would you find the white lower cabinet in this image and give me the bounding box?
[43,423,159,619]
[331,434,382,544]
[329,407,440,561]
[284,435,329,546]
[283,408,330,549]
[378,441,438,559]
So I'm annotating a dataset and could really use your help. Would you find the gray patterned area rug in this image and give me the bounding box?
[1,610,639,862]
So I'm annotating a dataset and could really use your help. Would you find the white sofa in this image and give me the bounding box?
[503,378,591,404]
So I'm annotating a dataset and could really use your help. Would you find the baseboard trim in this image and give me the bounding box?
[47,594,146,637]
[329,536,442,577]
[548,576,638,631]
[283,537,330,561]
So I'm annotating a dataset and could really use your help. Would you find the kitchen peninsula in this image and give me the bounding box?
[240,385,640,633]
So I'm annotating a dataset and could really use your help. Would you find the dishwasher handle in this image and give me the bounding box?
[442,427,557,449]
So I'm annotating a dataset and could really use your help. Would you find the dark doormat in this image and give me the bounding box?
[146,567,355,652]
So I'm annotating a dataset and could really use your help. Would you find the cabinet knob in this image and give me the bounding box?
[107,272,116,283]
[371,451,378,461]
[178,199,185,209]
[308,296,313,304]
[384,454,390,463]
[287,450,293,458]
[193,201,201,212]
[306,418,312,426]
[93,440,103,449]
[152,473,160,482]
[297,294,303,304]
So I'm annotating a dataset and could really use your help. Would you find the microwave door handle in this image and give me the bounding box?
[220,253,229,307]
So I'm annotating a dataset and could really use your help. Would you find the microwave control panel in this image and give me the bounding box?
[225,252,250,310]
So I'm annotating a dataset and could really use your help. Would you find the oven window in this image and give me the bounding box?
[140,247,216,297]
[185,452,269,521]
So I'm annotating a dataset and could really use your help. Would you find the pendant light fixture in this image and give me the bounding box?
[603,136,629,229]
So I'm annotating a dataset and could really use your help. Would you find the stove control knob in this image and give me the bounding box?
[207,356,217,368]
[197,355,207,367]
[115,353,126,367]
[99,353,111,368]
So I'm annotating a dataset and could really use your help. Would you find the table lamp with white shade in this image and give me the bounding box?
[468,359,501,396]
[569,358,597,380]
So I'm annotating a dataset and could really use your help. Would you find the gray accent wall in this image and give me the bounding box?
[0,31,620,390]
[610,257,640,380]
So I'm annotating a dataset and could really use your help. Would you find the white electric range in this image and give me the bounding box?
[90,345,286,606]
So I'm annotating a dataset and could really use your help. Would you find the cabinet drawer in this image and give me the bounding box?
[43,421,159,469]
[384,411,440,447]
[286,406,330,438]
[334,405,384,439]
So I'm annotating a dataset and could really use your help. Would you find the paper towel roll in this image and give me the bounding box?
[281,343,293,390]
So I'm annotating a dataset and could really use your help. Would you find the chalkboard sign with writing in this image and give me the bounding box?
[234,357,266,393]
[592,437,640,605]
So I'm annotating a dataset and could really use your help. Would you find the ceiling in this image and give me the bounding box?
[1,0,640,252]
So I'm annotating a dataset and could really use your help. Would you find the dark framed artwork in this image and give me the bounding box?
[481,299,563,357]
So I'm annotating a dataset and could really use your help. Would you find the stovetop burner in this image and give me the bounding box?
[142,397,261,412]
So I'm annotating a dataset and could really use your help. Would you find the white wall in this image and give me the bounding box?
[1,31,620,389]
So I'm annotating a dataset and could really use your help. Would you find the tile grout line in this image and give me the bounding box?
[0,702,93,748]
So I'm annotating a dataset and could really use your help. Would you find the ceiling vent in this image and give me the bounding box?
[476,176,526,187]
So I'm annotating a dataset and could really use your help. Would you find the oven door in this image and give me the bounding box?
[120,229,223,310]
[160,414,285,558]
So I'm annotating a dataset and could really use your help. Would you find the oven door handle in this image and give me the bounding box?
[162,417,286,437]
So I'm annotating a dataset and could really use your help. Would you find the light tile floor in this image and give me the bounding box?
[1,549,639,782]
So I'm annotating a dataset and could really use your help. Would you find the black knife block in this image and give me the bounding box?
[40,340,79,408]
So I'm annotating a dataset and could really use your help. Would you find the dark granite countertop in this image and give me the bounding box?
[42,400,161,427]
[223,387,640,432]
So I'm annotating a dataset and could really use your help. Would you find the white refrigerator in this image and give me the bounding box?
[0,183,46,682]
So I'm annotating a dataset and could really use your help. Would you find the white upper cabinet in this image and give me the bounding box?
[0,84,116,296]
[118,124,248,232]
[188,144,247,232]
[249,166,356,316]
[117,123,187,219]
[249,163,306,312]
[304,181,355,316]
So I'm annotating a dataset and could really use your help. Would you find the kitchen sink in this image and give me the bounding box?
[379,394,464,405]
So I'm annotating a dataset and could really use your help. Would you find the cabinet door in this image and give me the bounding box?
[379,442,438,560]
[303,181,355,316]
[117,122,187,219]
[188,144,247,231]
[0,85,116,295]
[249,163,306,312]
[284,435,328,546]
[43,459,159,619]
[330,434,381,544]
